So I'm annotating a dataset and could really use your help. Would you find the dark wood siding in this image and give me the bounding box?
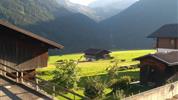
[157,38,178,49]
[176,39,178,48]
[139,58,167,85]
[0,27,48,71]
[16,41,48,70]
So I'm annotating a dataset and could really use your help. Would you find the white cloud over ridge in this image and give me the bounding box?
[69,0,96,6]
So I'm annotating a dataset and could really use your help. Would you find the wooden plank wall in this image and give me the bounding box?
[158,38,178,49]
[0,28,48,72]
[16,40,48,71]
[0,35,17,72]
[139,58,167,84]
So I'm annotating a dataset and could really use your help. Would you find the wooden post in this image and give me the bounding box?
[0,68,2,75]
[4,66,6,77]
[16,72,19,82]
[21,72,24,83]
[36,78,39,91]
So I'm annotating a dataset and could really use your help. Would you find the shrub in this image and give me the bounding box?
[106,62,119,79]
[104,90,126,100]
[37,71,52,76]
[51,60,80,89]
[109,76,132,92]
[126,84,144,95]
[84,77,105,99]
[112,90,126,100]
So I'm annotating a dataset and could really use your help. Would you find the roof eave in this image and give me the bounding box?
[168,62,178,66]
[0,20,64,49]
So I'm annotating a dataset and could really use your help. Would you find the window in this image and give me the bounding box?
[170,39,175,46]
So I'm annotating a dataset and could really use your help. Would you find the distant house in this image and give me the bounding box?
[83,48,111,61]
[136,24,178,86]
[0,20,63,79]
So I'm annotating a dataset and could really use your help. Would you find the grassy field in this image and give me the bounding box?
[38,50,155,78]
[37,50,156,99]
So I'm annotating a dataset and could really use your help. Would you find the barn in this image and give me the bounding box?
[0,20,63,79]
[136,24,178,86]
[83,48,111,61]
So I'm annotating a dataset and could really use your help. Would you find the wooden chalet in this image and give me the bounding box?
[83,48,111,61]
[136,24,178,86]
[149,24,178,52]
[0,20,63,79]
[136,51,178,86]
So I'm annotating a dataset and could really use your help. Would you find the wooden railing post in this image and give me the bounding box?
[0,68,2,75]
[16,72,19,82]
[21,72,24,83]
[4,66,6,76]
[36,78,39,91]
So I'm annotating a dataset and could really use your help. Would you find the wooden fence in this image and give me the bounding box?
[0,63,89,100]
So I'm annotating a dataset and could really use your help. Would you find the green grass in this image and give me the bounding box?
[37,49,156,99]
[48,53,84,64]
[38,49,155,78]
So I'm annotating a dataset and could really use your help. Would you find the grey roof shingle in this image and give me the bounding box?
[135,51,178,66]
[83,48,111,55]
[148,24,178,38]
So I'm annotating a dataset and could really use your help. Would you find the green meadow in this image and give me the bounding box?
[38,50,155,78]
[37,50,156,99]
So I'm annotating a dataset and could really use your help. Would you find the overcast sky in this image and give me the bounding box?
[69,0,96,6]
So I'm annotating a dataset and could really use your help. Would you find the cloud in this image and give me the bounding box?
[69,0,96,6]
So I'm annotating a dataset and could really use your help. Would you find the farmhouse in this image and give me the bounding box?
[84,48,111,61]
[149,24,178,52]
[0,20,63,79]
[136,24,178,86]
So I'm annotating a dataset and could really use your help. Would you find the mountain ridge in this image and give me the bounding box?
[99,0,178,49]
[0,0,178,53]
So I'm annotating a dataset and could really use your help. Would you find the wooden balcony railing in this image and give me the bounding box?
[0,63,89,100]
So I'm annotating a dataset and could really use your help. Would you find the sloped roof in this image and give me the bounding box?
[148,24,178,38]
[135,51,178,66]
[0,20,64,49]
[83,48,111,55]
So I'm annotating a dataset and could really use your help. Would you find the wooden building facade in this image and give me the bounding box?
[156,38,178,49]
[136,24,178,86]
[83,48,111,61]
[0,20,63,77]
[149,24,178,52]
[136,52,178,86]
